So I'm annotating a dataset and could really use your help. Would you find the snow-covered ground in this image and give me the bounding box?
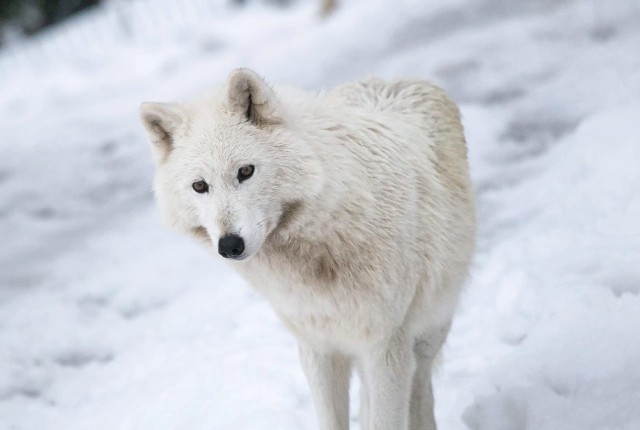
[1,0,640,429]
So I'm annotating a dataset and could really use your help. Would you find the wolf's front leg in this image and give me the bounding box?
[299,343,351,430]
[409,324,451,430]
[360,332,416,430]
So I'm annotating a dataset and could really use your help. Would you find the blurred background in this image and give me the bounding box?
[1,0,640,429]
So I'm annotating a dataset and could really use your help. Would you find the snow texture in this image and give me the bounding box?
[1,0,640,429]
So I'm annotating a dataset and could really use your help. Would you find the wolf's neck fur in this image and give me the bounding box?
[251,97,375,285]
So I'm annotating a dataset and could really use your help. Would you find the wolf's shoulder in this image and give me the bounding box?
[326,77,459,119]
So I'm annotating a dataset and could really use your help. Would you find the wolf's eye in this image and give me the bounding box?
[238,164,255,183]
[192,180,209,193]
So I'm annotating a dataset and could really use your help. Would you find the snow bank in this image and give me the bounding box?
[454,105,640,430]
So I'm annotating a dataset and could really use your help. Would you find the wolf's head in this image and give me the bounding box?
[140,68,324,261]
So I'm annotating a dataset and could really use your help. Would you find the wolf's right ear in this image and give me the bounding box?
[139,102,184,163]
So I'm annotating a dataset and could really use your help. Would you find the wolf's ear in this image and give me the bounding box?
[227,68,280,126]
[139,102,184,163]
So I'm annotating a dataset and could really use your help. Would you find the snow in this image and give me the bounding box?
[1,0,640,429]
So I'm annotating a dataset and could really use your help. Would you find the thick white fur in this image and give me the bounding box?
[140,68,476,430]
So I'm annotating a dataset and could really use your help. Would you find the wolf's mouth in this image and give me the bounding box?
[191,226,212,245]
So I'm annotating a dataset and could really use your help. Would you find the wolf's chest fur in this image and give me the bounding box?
[239,253,397,352]
[238,224,419,351]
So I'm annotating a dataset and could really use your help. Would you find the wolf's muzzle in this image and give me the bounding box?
[218,234,245,259]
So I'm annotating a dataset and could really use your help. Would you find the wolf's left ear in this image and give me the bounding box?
[227,68,280,126]
[139,102,184,163]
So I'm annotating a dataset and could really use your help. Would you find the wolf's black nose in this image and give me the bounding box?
[218,234,245,259]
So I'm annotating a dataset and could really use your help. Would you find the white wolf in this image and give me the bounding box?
[139,68,476,430]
